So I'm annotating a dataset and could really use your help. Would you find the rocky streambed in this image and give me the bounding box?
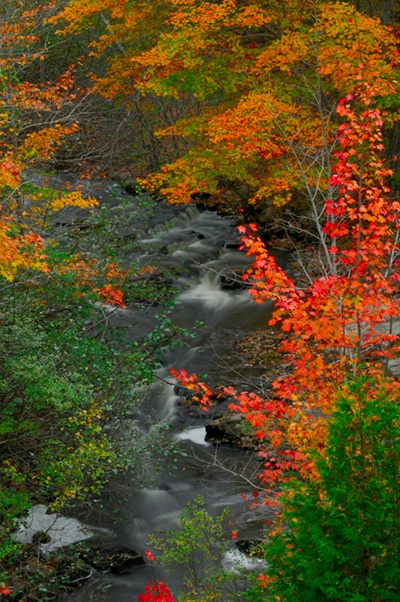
[14,174,290,601]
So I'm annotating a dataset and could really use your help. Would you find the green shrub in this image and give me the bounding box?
[149,498,243,602]
[248,376,400,602]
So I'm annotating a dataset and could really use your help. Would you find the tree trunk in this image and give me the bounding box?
[381,0,392,24]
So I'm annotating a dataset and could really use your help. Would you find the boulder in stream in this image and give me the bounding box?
[205,413,256,448]
[78,544,145,574]
[13,504,94,552]
[222,539,266,573]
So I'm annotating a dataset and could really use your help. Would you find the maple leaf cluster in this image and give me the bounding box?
[138,580,175,602]
[236,92,400,477]
[172,90,400,489]
[170,368,213,410]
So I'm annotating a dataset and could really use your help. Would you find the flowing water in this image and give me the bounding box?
[51,182,289,601]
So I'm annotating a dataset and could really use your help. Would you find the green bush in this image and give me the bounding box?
[248,376,400,602]
[149,498,241,602]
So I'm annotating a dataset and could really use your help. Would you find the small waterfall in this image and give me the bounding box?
[179,272,235,309]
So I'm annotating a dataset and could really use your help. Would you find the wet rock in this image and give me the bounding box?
[222,540,266,573]
[174,383,192,398]
[14,504,94,551]
[32,530,52,544]
[78,544,145,574]
[236,539,263,555]
[54,554,93,587]
[220,270,247,291]
[205,413,256,448]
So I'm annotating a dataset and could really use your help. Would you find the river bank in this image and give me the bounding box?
[14,174,288,601]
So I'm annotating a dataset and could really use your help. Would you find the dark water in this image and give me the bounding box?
[51,180,287,601]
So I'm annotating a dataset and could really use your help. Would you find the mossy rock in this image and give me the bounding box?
[78,544,144,574]
[205,413,256,448]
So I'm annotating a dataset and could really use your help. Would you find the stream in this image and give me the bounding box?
[46,178,289,601]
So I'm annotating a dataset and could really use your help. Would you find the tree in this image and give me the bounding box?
[249,376,400,601]
[0,1,396,598]
[0,192,178,595]
[214,91,399,484]
[52,1,399,228]
[0,9,96,219]
[0,7,181,596]
[172,90,400,493]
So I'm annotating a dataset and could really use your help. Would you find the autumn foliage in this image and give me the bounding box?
[0,1,99,281]
[47,2,398,211]
[173,90,400,489]
[47,0,400,598]
[138,581,175,602]
[166,89,400,598]
[252,375,400,601]
[0,0,399,599]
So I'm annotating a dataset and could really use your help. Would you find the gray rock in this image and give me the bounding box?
[78,544,145,574]
[205,413,255,448]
